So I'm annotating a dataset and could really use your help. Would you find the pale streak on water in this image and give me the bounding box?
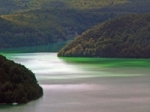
[0,53,150,112]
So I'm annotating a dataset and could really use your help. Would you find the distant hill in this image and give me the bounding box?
[0,17,56,48]
[1,0,150,15]
[99,0,150,13]
[0,0,150,49]
[0,9,117,48]
[58,13,150,58]
[0,54,43,104]
[0,0,128,14]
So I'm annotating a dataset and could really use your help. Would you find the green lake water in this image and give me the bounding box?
[0,52,150,112]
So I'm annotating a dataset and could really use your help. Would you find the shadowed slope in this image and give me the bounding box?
[0,55,43,104]
[58,13,150,58]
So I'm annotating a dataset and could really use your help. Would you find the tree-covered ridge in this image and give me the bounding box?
[0,54,43,104]
[1,0,150,15]
[100,0,150,13]
[58,13,150,58]
[62,0,127,9]
[0,9,117,48]
[0,0,128,14]
[0,0,150,49]
[0,17,57,48]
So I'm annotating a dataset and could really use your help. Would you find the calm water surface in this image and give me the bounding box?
[0,53,150,112]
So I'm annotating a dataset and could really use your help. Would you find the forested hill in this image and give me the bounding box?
[0,0,150,49]
[0,0,128,14]
[0,54,43,104]
[1,0,150,14]
[0,17,52,48]
[58,13,150,58]
[0,9,117,49]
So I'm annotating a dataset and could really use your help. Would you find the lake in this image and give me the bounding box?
[0,52,150,112]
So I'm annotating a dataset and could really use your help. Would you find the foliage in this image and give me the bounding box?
[0,55,43,104]
[0,17,49,48]
[0,0,150,49]
[58,13,150,58]
[0,9,117,48]
[0,0,128,14]
[1,0,150,15]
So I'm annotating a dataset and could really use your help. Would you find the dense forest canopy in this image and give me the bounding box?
[0,17,47,48]
[0,0,150,14]
[1,0,150,14]
[0,0,128,14]
[58,13,150,58]
[0,0,150,49]
[0,54,43,104]
[0,9,118,48]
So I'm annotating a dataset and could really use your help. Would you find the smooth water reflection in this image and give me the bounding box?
[0,53,150,112]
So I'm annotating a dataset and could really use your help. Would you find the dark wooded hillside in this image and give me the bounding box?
[0,9,117,48]
[0,54,43,104]
[58,13,150,58]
